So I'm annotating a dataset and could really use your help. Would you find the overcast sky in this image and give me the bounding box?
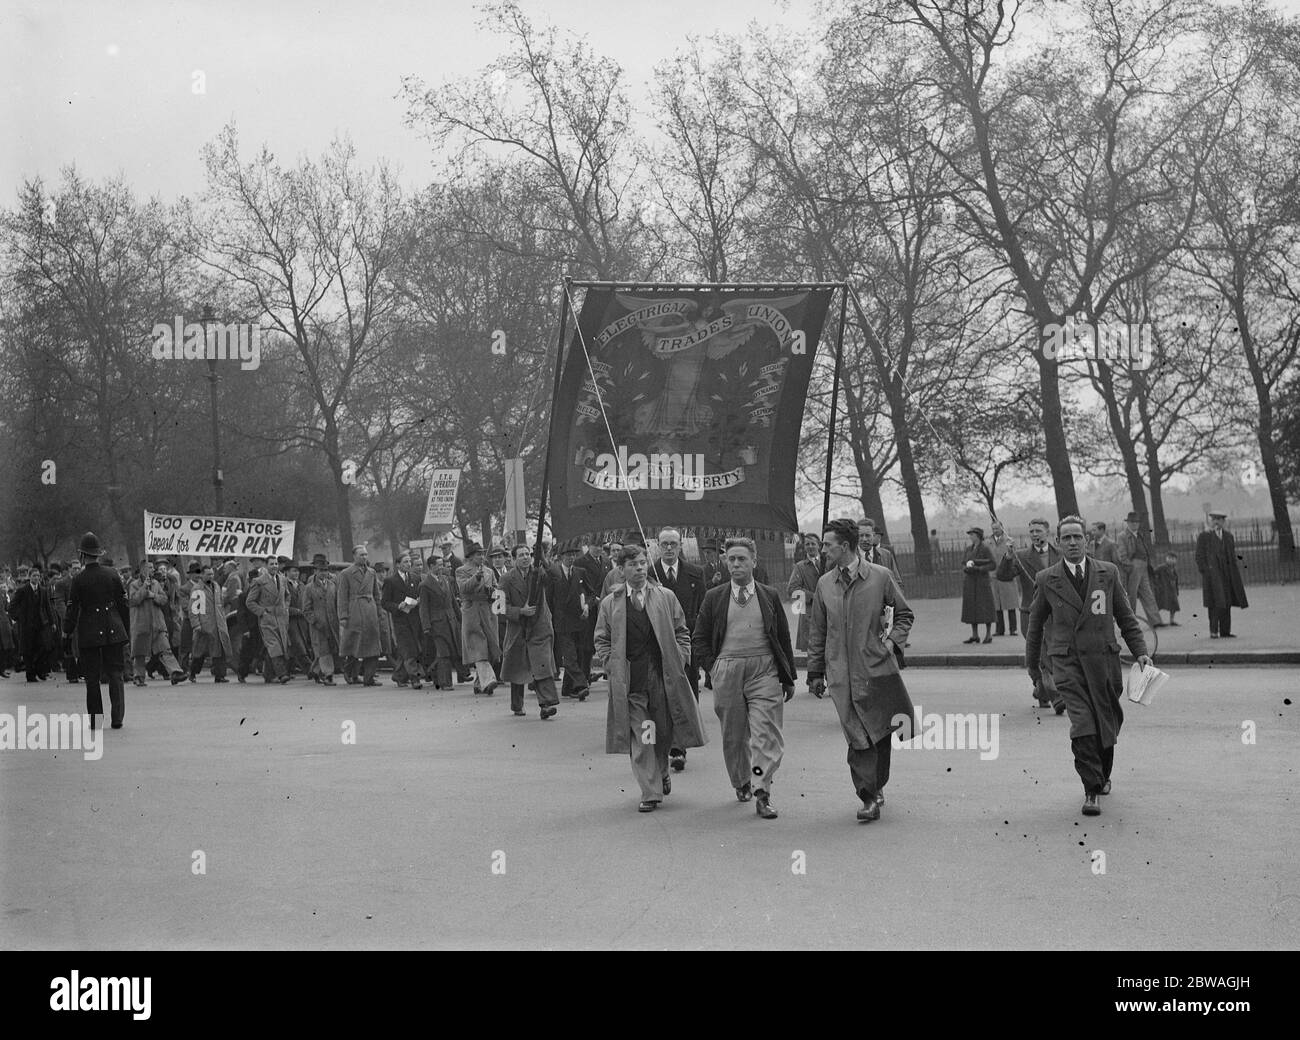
[1,0,804,203]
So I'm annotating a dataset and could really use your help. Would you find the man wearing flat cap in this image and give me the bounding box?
[1116,511,1163,629]
[701,539,725,589]
[1195,511,1248,638]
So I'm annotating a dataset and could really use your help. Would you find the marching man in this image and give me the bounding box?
[594,544,707,813]
[1024,516,1151,816]
[692,537,795,820]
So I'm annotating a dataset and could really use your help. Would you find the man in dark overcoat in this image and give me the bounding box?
[63,532,130,728]
[1194,511,1248,638]
[1025,515,1151,817]
[382,551,425,689]
[501,545,561,718]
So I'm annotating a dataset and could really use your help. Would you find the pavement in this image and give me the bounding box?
[789,583,1300,665]
[1,658,1297,950]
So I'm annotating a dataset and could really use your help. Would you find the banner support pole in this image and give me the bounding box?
[534,277,572,568]
[822,284,849,532]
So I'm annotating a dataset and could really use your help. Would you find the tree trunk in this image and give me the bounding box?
[886,387,932,572]
[842,381,887,536]
[1093,363,1149,522]
[1135,384,1171,548]
[323,419,353,552]
[1233,298,1298,561]
[1037,353,1079,517]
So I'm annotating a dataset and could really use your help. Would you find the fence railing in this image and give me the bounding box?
[753,524,1299,598]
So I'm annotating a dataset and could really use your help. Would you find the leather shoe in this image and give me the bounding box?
[171,671,185,685]
[483,681,499,696]
[875,791,885,808]
[856,800,881,822]
[981,633,993,644]
[637,800,658,812]
[670,752,686,772]
[1100,780,1112,795]
[1082,793,1101,815]
[111,722,122,729]
[735,782,752,802]
[961,636,979,644]
[540,705,557,720]
[661,774,671,796]
[755,793,778,819]
[576,688,589,702]
[512,709,525,716]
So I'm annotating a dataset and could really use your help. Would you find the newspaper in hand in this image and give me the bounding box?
[1126,661,1169,705]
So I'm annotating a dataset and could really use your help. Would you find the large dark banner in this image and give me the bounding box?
[547,284,836,541]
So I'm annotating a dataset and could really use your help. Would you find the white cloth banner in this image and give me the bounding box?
[144,512,296,559]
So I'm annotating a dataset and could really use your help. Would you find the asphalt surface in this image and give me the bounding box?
[1,662,1296,950]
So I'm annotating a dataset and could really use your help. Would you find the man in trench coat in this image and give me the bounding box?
[337,545,383,686]
[188,562,233,681]
[304,555,341,684]
[245,555,292,683]
[1194,511,1248,638]
[501,545,561,718]
[807,518,917,823]
[1025,515,1151,817]
[594,544,707,812]
[456,543,501,695]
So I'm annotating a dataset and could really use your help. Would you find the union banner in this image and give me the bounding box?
[547,284,835,538]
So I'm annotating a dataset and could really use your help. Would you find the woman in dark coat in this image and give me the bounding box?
[960,526,996,644]
[0,575,15,676]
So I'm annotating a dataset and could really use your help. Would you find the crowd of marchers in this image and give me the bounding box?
[4,511,1249,823]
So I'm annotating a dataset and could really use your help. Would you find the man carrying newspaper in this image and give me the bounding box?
[1025,515,1151,818]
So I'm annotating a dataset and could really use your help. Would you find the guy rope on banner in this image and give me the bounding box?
[560,280,650,550]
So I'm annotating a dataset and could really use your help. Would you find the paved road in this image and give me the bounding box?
[1,665,1296,949]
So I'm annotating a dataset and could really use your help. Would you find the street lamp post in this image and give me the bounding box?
[201,304,224,514]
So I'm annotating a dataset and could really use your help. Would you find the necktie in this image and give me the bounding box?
[667,566,675,585]
[632,589,643,610]
[737,584,749,605]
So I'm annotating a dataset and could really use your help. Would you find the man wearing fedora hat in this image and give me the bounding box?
[1116,511,1163,629]
[304,554,341,683]
[1195,511,1249,638]
[456,542,501,695]
[63,532,131,729]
